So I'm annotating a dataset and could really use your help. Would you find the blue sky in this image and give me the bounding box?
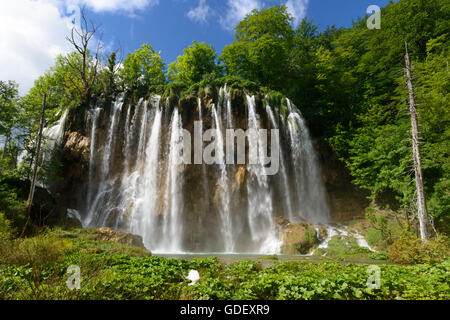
[0,0,396,94]
[95,0,396,64]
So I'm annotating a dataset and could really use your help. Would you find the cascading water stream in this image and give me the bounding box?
[245,94,281,254]
[131,98,162,248]
[81,87,335,254]
[265,100,294,221]
[286,99,330,224]
[161,108,184,253]
[85,107,101,221]
[85,94,124,227]
[212,104,234,252]
[41,109,69,163]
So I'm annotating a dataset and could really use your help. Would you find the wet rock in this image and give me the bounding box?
[235,165,246,186]
[278,219,320,255]
[64,131,90,163]
[94,227,148,250]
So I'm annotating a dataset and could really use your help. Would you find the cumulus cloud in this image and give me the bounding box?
[0,0,156,95]
[75,0,159,13]
[0,0,75,95]
[220,0,261,31]
[186,0,211,24]
[285,0,309,27]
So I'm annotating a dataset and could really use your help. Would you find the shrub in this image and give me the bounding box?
[0,230,69,266]
[0,212,14,240]
[366,228,384,248]
[388,231,449,264]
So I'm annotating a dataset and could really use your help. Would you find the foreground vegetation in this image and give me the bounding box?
[0,227,448,300]
[0,0,448,301]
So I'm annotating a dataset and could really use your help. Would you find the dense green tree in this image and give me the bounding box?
[0,81,20,159]
[119,44,166,92]
[101,51,120,100]
[329,0,450,231]
[220,6,294,91]
[167,41,221,87]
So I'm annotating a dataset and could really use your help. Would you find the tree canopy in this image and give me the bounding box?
[120,43,166,92]
[167,41,221,87]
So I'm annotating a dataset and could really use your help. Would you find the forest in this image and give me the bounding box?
[0,0,449,301]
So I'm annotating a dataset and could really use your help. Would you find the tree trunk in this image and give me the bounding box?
[26,94,47,216]
[2,132,9,159]
[404,42,429,243]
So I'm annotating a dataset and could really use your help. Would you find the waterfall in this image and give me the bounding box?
[85,107,101,220]
[41,109,69,162]
[17,108,69,170]
[161,108,184,253]
[85,94,124,227]
[212,103,234,252]
[82,88,331,254]
[245,94,281,254]
[131,98,162,248]
[265,100,294,221]
[286,99,330,224]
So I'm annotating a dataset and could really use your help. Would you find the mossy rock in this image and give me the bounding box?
[280,221,320,255]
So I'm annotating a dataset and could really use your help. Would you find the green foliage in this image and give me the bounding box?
[120,44,166,93]
[388,231,449,264]
[0,80,23,163]
[0,80,19,139]
[167,41,222,88]
[314,235,373,260]
[0,229,69,268]
[365,211,394,246]
[100,51,120,101]
[322,0,450,231]
[294,231,317,254]
[0,228,448,300]
[0,212,15,240]
[368,252,389,261]
[221,6,293,91]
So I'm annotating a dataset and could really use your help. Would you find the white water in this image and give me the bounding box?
[311,225,376,255]
[161,108,184,252]
[212,103,234,252]
[246,94,281,254]
[41,109,69,162]
[86,107,101,217]
[131,99,162,249]
[81,88,336,254]
[265,100,294,221]
[18,109,69,168]
[286,99,330,224]
[85,95,124,227]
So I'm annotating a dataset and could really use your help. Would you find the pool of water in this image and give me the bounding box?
[155,253,392,266]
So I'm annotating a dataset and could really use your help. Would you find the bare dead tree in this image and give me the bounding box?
[64,6,103,105]
[404,42,429,243]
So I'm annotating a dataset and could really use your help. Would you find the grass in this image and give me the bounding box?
[0,228,449,300]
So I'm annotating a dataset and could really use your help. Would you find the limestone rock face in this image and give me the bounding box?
[64,131,90,163]
[278,219,326,255]
[94,227,148,250]
[55,131,91,211]
[316,141,370,222]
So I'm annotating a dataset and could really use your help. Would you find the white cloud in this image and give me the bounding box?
[285,0,309,27]
[0,0,75,95]
[0,0,156,95]
[187,0,211,24]
[220,0,262,30]
[76,0,159,13]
